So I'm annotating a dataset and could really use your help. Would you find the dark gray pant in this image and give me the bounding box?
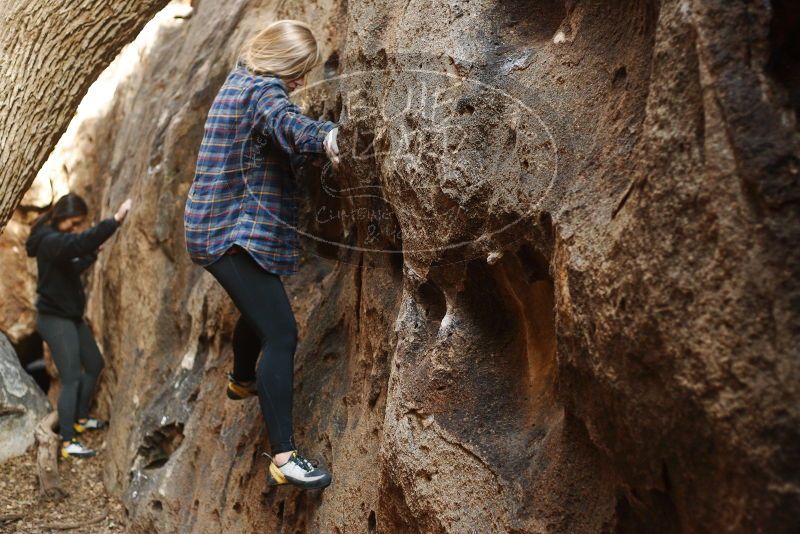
[205,248,299,455]
[36,313,104,441]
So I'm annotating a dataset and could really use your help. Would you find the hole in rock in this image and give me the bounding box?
[368,510,377,533]
[151,500,163,512]
[613,66,628,87]
[277,500,285,521]
[145,458,169,470]
[539,211,553,241]
[319,321,346,363]
[417,280,447,327]
[768,0,800,127]
[516,242,551,283]
[389,249,404,273]
[368,359,386,408]
[495,0,567,44]
[613,484,680,534]
[137,422,185,471]
[456,99,476,115]
[324,51,340,79]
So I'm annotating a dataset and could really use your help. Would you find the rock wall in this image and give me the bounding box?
[0,216,38,346]
[2,0,798,532]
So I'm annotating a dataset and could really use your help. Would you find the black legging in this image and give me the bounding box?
[36,314,105,441]
[205,247,298,454]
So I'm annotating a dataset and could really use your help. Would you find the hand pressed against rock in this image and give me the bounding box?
[324,127,340,164]
[114,198,132,223]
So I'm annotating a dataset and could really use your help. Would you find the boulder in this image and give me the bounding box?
[0,331,50,462]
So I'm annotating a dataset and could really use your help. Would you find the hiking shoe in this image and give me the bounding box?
[73,418,107,434]
[61,439,97,459]
[264,450,332,490]
[227,373,257,400]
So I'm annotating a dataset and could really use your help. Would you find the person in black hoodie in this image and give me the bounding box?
[25,192,131,458]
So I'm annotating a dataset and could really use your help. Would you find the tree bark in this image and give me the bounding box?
[0,0,170,231]
[35,411,66,500]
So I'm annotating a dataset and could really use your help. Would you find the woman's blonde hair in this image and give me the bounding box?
[240,20,322,79]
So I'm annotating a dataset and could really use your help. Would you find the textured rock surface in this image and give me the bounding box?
[0,332,50,462]
[2,0,799,532]
[0,216,38,345]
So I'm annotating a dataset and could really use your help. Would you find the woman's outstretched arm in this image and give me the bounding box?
[39,218,120,261]
[39,198,131,261]
[255,85,337,156]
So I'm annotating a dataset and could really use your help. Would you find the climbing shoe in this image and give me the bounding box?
[73,418,107,434]
[227,373,257,400]
[264,450,332,490]
[61,439,97,459]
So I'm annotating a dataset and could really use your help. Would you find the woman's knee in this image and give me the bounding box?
[262,325,298,356]
[54,357,82,384]
[76,343,105,377]
[60,376,81,391]
[256,312,298,350]
[256,325,297,372]
[85,356,105,377]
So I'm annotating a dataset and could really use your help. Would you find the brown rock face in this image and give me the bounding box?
[0,215,37,346]
[5,0,798,532]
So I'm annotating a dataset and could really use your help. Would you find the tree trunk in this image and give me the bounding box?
[35,411,66,500]
[0,0,170,231]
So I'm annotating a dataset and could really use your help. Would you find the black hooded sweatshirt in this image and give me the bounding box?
[25,217,120,319]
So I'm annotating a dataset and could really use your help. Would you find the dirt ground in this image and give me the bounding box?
[0,428,127,533]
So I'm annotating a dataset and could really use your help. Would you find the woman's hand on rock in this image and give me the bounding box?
[324,127,340,164]
[115,198,132,223]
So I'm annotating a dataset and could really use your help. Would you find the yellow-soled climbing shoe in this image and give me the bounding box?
[61,439,96,459]
[226,373,257,400]
[264,450,332,490]
[268,461,289,486]
[73,418,107,434]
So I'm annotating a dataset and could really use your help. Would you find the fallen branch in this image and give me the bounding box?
[0,404,25,417]
[35,411,67,500]
[43,509,108,530]
[0,513,23,525]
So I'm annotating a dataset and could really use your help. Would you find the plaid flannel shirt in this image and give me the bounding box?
[184,60,336,276]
